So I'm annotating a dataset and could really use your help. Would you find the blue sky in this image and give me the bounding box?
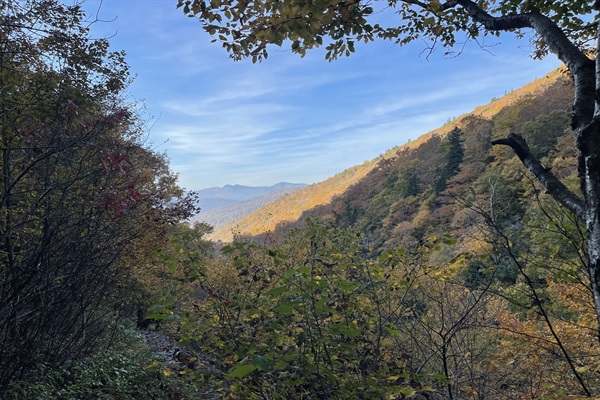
[83,0,561,190]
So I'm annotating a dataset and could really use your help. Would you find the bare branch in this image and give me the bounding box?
[492,133,586,220]
[446,0,596,127]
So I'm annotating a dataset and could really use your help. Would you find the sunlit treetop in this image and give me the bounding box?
[177,0,596,62]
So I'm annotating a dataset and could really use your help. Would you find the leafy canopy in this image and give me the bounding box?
[177,0,595,62]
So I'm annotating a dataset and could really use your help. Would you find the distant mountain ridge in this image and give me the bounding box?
[192,185,306,234]
[210,160,380,241]
[190,183,307,231]
[195,182,306,211]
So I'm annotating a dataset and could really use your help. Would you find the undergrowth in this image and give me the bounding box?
[4,322,196,400]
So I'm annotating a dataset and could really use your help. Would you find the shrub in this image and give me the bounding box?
[5,323,196,400]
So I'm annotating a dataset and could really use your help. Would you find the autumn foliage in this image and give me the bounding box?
[0,0,196,390]
[149,71,600,398]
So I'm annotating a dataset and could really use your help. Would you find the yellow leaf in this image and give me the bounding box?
[145,360,161,369]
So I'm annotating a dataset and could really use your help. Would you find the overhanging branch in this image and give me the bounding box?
[492,133,586,220]
[452,0,591,68]
[451,0,595,126]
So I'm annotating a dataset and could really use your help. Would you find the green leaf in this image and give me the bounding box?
[340,326,362,338]
[221,245,235,254]
[252,356,269,371]
[266,286,287,295]
[398,386,415,396]
[429,0,441,11]
[297,265,311,275]
[228,363,258,379]
[431,373,449,383]
[384,324,400,336]
[276,301,295,314]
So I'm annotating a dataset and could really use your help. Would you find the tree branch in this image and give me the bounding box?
[454,0,587,65]
[452,0,596,127]
[492,133,586,220]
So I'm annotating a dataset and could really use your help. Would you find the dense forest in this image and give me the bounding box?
[191,71,598,399]
[3,0,600,399]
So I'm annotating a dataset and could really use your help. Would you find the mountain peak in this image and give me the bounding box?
[193,182,307,212]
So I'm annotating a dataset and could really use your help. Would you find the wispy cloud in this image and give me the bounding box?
[85,0,562,189]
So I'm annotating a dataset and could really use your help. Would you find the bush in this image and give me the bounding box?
[4,323,196,400]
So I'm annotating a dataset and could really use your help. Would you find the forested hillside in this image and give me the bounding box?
[5,0,600,399]
[275,69,575,248]
[168,69,600,398]
[215,68,567,241]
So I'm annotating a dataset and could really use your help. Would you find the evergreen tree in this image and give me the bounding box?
[398,169,419,198]
[435,128,464,193]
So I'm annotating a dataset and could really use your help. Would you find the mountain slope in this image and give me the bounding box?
[210,160,379,241]
[193,185,306,233]
[195,183,306,211]
[292,69,574,248]
[394,68,567,152]
[211,68,568,242]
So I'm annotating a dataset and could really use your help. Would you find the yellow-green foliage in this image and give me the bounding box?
[170,221,504,398]
[211,69,569,243]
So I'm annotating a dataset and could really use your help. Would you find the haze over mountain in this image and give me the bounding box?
[195,182,306,211]
[210,68,568,242]
[191,183,306,231]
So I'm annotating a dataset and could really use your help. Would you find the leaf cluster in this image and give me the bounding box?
[177,0,596,62]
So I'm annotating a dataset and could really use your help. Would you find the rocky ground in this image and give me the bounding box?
[138,329,226,398]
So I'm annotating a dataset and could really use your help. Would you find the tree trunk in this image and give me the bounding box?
[580,119,600,336]
[485,4,600,336]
